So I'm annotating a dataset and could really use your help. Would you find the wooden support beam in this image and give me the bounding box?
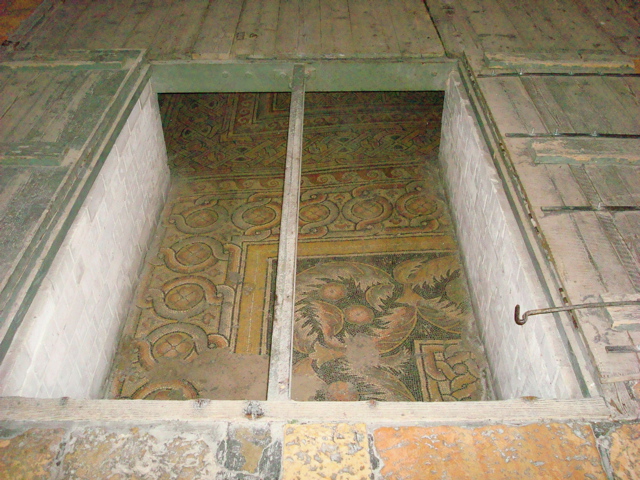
[267,64,305,400]
[0,397,614,424]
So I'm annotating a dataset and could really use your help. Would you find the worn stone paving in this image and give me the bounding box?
[3,421,639,479]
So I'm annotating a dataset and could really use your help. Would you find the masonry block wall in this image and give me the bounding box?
[439,73,582,400]
[0,83,171,398]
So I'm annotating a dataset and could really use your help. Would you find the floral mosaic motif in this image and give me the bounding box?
[108,91,488,402]
[291,256,482,402]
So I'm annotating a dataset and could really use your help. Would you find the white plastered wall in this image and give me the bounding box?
[0,82,170,398]
[439,72,582,399]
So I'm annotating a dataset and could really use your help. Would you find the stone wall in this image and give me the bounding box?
[0,82,170,398]
[439,72,582,399]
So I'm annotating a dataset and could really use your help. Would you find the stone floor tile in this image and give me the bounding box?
[608,423,640,480]
[282,423,371,480]
[373,423,607,480]
[0,427,65,480]
[219,425,281,479]
[58,425,224,480]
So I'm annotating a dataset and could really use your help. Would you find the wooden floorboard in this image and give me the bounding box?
[21,0,90,51]
[274,0,301,57]
[191,0,245,60]
[297,0,322,57]
[121,0,171,50]
[148,0,210,58]
[319,0,352,57]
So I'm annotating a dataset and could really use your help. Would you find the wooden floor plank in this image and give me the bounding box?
[386,0,443,57]
[5,70,72,143]
[586,165,637,206]
[545,78,615,134]
[39,71,90,143]
[252,0,281,58]
[297,0,322,57]
[59,0,118,50]
[319,0,352,57]
[21,0,91,51]
[538,0,618,54]
[493,0,562,52]
[0,71,51,142]
[600,78,640,134]
[520,77,577,133]
[192,0,245,59]
[230,0,266,57]
[122,0,172,50]
[273,0,300,57]
[348,0,396,56]
[148,0,210,58]
[463,0,523,54]
[572,0,640,55]
[0,70,27,119]
[79,0,138,50]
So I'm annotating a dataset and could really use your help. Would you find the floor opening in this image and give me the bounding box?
[106,90,492,401]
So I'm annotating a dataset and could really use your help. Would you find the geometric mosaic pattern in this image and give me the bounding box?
[106,92,489,402]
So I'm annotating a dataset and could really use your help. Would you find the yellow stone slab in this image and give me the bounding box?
[282,423,371,480]
[373,423,607,479]
[608,423,640,480]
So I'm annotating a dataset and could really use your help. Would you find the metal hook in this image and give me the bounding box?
[514,299,640,325]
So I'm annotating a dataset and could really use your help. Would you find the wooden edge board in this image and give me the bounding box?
[484,51,637,73]
[0,396,615,424]
[267,64,305,400]
[532,138,640,165]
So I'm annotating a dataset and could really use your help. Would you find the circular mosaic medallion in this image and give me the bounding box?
[185,208,218,228]
[164,283,205,311]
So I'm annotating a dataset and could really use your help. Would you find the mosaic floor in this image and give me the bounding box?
[106,91,491,402]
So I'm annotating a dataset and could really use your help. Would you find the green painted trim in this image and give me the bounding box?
[151,59,456,93]
[0,142,66,166]
[0,61,150,363]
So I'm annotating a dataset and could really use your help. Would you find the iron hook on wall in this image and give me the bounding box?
[514,300,640,326]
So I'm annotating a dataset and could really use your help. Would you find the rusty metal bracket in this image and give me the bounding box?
[514,300,640,325]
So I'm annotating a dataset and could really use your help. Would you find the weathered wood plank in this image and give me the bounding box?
[78,0,138,50]
[585,165,637,206]
[0,71,51,141]
[191,0,245,60]
[422,0,481,59]
[537,0,618,53]
[40,71,97,144]
[59,0,118,50]
[252,0,281,58]
[0,397,612,424]
[600,78,640,133]
[297,0,321,57]
[463,0,523,53]
[544,77,614,134]
[601,293,640,330]
[273,0,300,57]
[386,0,443,57]
[21,0,91,51]
[348,0,396,56]
[0,143,66,166]
[520,77,576,133]
[478,77,548,134]
[148,0,211,58]
[122,0,172,49]
[3,70,71,144]
[484,51,636,73]
[267,65,305,401]
[492,0,560,52]
[319,0,352,57]
[532,138,640,165]
[230,0,267,57]
[572,0,640,56]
